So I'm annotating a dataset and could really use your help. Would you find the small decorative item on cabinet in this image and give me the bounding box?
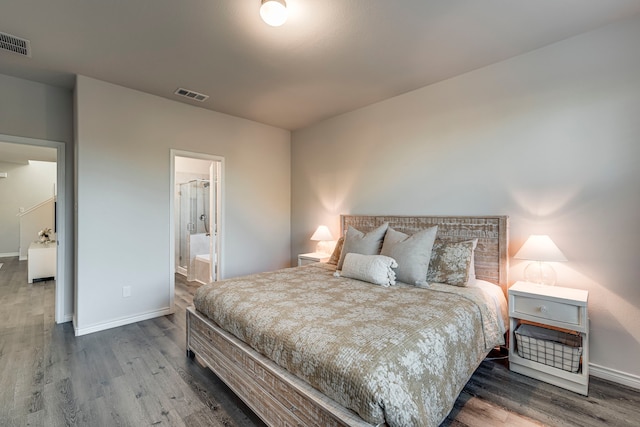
[38,227,53,243]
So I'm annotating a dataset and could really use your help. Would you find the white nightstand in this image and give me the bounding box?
[298,252,330,266]
[508,281,589,395]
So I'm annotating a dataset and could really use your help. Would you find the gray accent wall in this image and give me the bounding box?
[74,76,290,334]
[291,16,640,381]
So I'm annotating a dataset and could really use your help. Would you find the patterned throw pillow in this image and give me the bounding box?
[426,240,475,287]
[327,236,344,266]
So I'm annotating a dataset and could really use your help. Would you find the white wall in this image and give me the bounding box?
[75,76,290,334]
[291,16,640,384]
[0,160,56,256]
[0,73,74,321]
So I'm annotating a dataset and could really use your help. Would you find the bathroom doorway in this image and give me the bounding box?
[170,151,223,308]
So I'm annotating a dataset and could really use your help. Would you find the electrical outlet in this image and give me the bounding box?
[122,286,132,298]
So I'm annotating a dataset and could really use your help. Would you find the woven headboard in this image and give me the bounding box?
[341,215,509,291]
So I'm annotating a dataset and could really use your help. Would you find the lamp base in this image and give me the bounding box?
[316,240,336,255]
[524,261,557,286]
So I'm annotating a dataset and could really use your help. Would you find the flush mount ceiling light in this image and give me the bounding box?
[260,0,288,27]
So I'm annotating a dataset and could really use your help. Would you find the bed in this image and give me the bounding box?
[186,215,509,427]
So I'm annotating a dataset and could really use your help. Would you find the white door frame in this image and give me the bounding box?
[0,133,68,324]
[169,149,224,312]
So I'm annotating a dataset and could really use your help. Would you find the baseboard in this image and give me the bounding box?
[590,363,640,391]
[0,252,19,258]
[74,307,172,336]
[61,313,74,323]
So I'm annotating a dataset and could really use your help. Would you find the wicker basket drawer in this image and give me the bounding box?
[515,324,582,373]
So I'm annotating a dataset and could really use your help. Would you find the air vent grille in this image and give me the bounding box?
[174,87,209,102]
[0,31,31,57]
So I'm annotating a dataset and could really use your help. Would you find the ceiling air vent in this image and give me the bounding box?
[174,87,209,102]
[0,31,31,57]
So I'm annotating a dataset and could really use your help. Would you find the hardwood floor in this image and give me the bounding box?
[1,256,639,426]
[0,257,263,427]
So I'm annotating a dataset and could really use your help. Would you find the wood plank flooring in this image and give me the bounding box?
[0,257,262,427]
[1,255,639,426]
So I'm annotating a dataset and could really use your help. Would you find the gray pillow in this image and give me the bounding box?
[380,226,438,285]
[337,222,389,270]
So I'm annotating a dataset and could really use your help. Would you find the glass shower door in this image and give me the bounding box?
[177,179,212,280]
[178,182,196,273]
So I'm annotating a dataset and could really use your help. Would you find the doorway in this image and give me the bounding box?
[170,150,223,310]
[0,134,67,324]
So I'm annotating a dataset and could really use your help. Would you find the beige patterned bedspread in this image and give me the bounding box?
[193,264,504,427]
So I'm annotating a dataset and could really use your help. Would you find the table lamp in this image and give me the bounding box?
[514,234,567,286]
[310,225,335,255]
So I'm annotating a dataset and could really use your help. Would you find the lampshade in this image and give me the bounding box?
[514,235,568,262]
[260,0,288,27]
[310,225,334,242]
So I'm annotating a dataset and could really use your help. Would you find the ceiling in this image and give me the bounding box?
[0,141,56,164]
[0,0,639,131]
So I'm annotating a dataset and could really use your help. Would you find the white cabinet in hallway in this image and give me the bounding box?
[27,241,56,283]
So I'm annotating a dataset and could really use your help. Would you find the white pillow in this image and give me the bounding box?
[337,253,398,287]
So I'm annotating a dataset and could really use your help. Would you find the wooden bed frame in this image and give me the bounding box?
[186,215,509,426]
